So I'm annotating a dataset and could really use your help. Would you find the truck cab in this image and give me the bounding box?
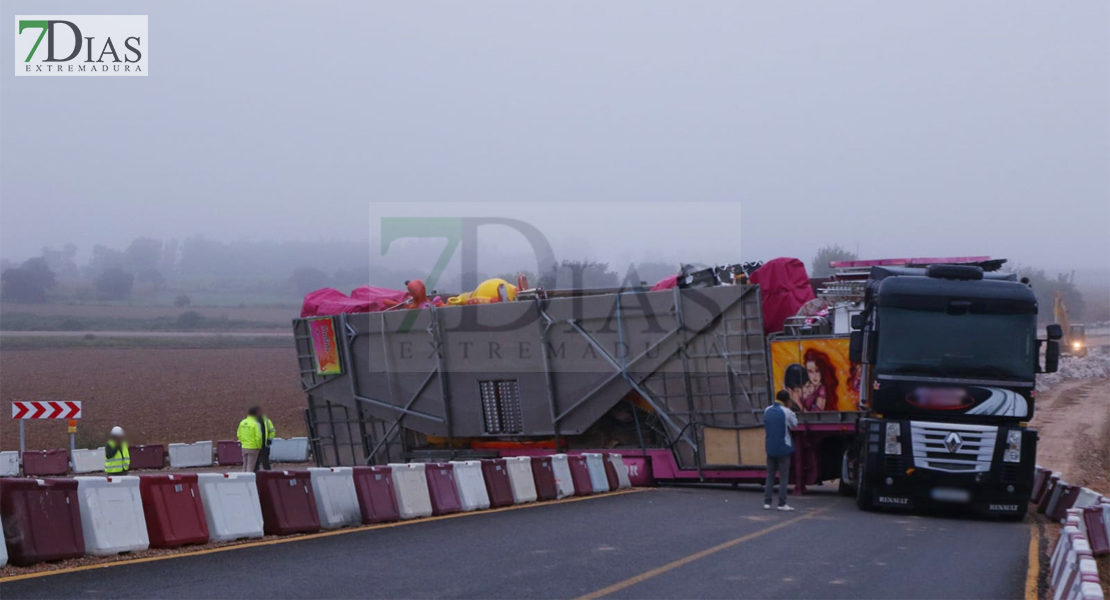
[847,263,1061,518]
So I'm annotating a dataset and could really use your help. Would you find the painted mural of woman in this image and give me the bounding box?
[799,348,839,411]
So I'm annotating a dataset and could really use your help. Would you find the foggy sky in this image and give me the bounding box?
[2,1,1108,276]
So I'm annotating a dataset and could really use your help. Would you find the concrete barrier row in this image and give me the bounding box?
[3,438,312,477]
[0,454,633,568]
[1035,465,1108,600]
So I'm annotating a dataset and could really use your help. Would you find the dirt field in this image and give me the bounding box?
[0,303,297,326]
[0,347,306,451]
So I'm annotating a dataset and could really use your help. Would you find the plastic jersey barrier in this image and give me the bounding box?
[217,441,243,466]
[351,466,400,524]
[71,448,105,474]
[168,441,214,469]
[601,454,621,491]
[308,467,362,529]
[583,453,611,493]
[567,455,594,496]
[424,462,462,516]
[389,463,433,520]
[256,470,321,535]
[0,451,19,477]
[129,445,165,470]
[608,454,632,489]
[23,449,69,476]
[450,461,490,511]
[480,459,515,508]
[75,476,150,556]
[269,437,310,463]
[549,454,576,499]
[531,456,558,501]
[0,477,86,566]
[0,532,6,567]
[196,472,265,542]
[505,456,538,504]
[139,473,210,548]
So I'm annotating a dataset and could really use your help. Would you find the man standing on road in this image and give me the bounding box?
[258,410,276,470]
[104,426,130,475]
[764,390,798,511]
[238,406,265,472]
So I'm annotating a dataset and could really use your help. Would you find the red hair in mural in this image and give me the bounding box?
[801,347,839,411]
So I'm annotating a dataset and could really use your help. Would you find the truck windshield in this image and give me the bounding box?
[876,307,1036,381]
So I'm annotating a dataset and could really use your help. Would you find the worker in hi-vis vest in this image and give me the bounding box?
[104,426,130,474]
[258,410,276,471]
[237,406,274,472]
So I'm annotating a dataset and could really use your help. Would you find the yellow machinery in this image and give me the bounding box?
[1054,291,1088,357]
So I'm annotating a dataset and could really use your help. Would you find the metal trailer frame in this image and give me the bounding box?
[294,284,858,486]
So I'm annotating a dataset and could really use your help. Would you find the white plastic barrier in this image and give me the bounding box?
[450,461,490,511]
[75,476,150,555]
[608,454,632,489]
[504,457,537,504]
[269,437,310,463]
[309,467,361,528]
[196,472,265,542]
[0,530,7,567]
[0,451,19,477]
[389,463,433,520]
[168,441,213,468]
[550,454,575,499]
[583,453,610,493]
[72,448,106,473]
[1074,488,1103,511]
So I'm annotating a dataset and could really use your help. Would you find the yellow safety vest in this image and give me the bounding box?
[105,440,130,473]
[238,416,276,450]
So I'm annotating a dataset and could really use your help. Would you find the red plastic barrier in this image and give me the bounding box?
[22,449,69,476]
[1031,467,1050,503]
[531,456,558,502]
[481,459,514,508]
[256,470,320,535]
[129,444,165,470]
[217,440,243,466]
[1038,475,1060,514]
[0,477,85,566]
[351,466,400,524]
[1049,485,1081,522]
[139,473,210,548]
[601,454,621,491]
[568,455,594,496]
[1083,506,1109,556]
[425,462,461,516]
[621,455,655,487]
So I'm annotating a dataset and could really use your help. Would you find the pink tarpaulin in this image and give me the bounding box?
[749,257,815,334]
[650,274,679,291]
[300,286,407,317]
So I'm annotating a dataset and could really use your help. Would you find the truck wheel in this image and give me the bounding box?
[838,449,856,497]
[855,460,875,511]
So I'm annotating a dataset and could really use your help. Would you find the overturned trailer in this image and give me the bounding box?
[293,283,858,489]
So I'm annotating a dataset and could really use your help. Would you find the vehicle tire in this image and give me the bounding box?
[838,449,856,497]
[855,459,875,511]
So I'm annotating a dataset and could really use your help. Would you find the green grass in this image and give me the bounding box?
[0,335,292,350]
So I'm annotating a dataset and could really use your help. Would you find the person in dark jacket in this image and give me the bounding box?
[763,390,798,511]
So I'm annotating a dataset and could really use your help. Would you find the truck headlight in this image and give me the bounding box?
[1004,429,1022,463]
[885,422,902,455]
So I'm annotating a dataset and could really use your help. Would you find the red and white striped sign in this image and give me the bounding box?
[11,401,82,420]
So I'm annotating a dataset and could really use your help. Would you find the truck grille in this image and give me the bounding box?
[910,421,997,474]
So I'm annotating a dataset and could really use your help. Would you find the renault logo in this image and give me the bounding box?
[944,432,964,453]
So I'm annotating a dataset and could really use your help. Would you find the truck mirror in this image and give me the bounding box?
[1046,324,1063,340]
[850,313,863,330]
[849,331,863,363]
[1044,340,1060,373]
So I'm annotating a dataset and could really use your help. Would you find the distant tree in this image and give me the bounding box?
[84,245,126,278]
[538,260,620,290]
[95,268,135,300]
[41,244,80,280]
[811,244,858,278]
[125,238,164,283]
[176,310,203,329]
[289,267,330,295]
[0,258,56,303]
[174,293,191,307]
[1018,268,1086,322]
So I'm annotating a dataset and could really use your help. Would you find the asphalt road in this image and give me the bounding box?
[0,486,1030,599]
